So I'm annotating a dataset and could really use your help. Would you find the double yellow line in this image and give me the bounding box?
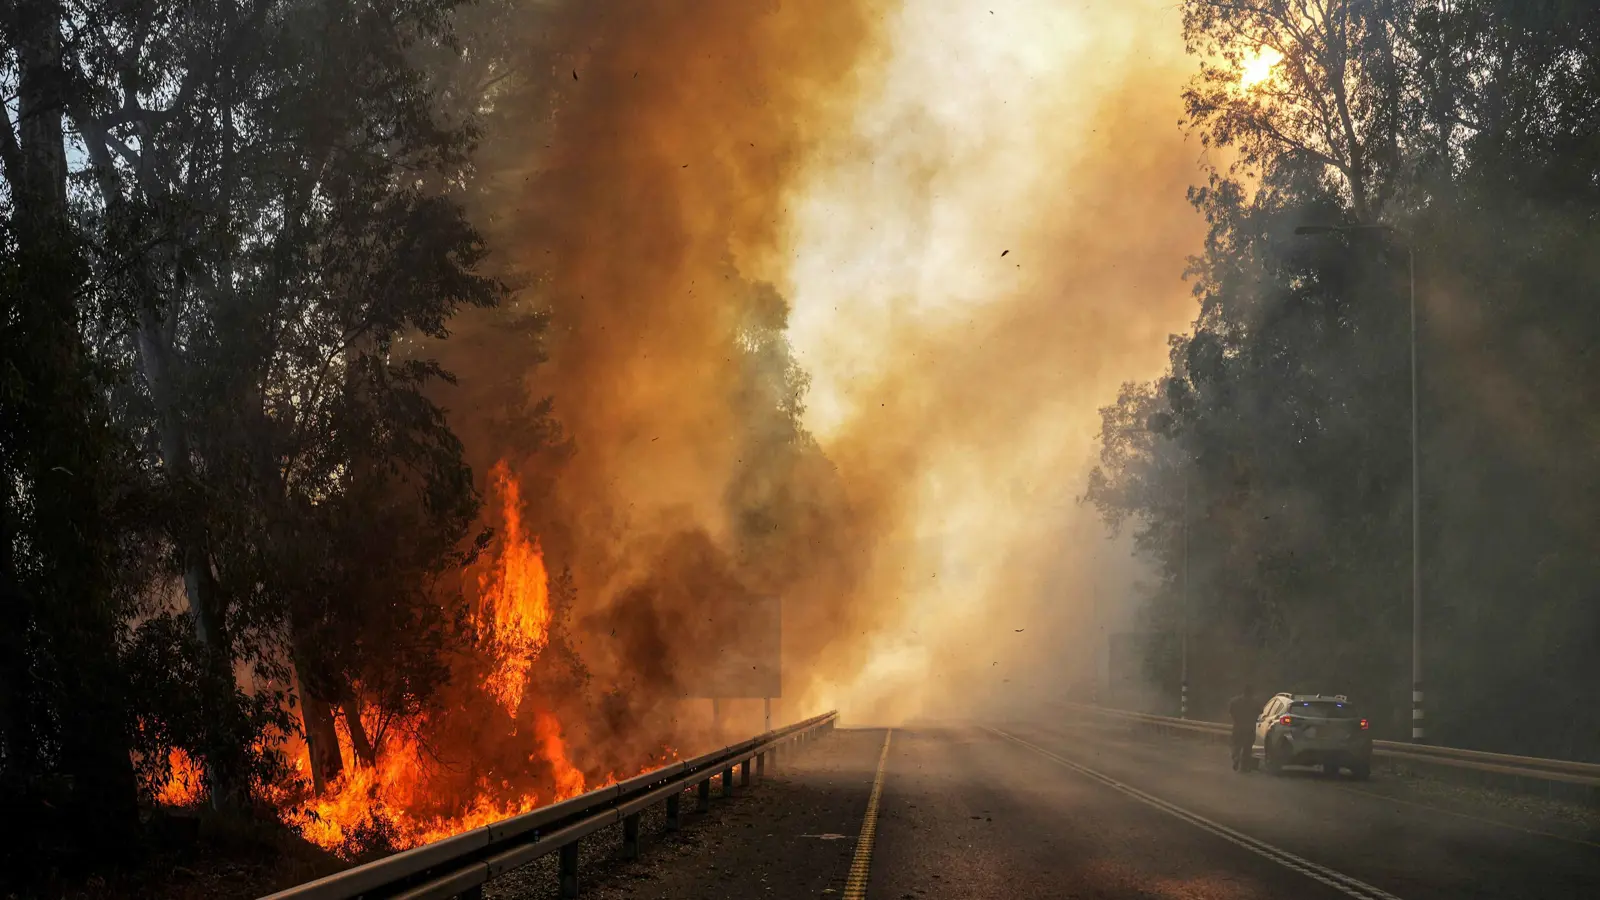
[842,729,893,900]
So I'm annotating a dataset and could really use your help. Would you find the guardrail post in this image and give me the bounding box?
[770,745,780,773]
[666,791,682,830]
[461,887,484,900]
[559,841,579,898]
[722,764,737,797]
[740,758,751,787]
[623,811,641,859]
[697,777,711,812]
[756,751,766,777]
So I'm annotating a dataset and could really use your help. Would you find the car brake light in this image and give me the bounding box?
[1279,715,1293,726]
[1359,718,1369,730]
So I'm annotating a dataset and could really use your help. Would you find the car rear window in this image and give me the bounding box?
[1292,700,1358,718]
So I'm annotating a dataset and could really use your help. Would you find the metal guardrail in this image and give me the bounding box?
[1060,702,1600,788]
[260,711,839,900]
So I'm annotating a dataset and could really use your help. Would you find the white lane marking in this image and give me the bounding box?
[985,726,1407,900]
[1043,716,1600,850]
[842,729,893,900]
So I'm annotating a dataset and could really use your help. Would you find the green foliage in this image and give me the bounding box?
[3,0,505,879]
[1091,1,1600,757]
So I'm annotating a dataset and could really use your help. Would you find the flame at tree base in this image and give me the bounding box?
[152,462,680,860]
[277,723,543,854]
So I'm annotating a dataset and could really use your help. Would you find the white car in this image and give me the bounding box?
[1252,693,1373,779]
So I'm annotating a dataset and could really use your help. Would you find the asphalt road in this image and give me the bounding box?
[873,720,1599,899]
[498,721,1599,899]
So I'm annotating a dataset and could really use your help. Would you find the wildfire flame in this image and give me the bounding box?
[155,748,206,807]
[477,460,553,715]
[535,710,587,801]
[150,462,674,859]
[280,723,544,851]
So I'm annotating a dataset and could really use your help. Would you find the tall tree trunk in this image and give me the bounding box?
[138,319,248,809]
[70,64,251,813]
[341,690,377,768]
[3,0,139,862]
[296,670,345,794]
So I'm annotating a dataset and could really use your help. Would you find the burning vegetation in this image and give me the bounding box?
[476,462,555,718]
[13,2,1600,896]
[102,0,878,866]
[151,464,663,858]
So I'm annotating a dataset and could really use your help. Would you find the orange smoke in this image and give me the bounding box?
[477,460,553,715]
[434,0,883,723]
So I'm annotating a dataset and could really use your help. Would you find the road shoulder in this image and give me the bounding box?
[489,727,889,900]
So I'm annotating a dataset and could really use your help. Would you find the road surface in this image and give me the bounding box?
[502,719,1600,899]
[875,720,1597,899]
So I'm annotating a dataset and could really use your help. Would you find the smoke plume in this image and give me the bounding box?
[437,0,1209,740]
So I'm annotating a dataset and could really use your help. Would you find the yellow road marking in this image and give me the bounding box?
[843,729,893,900]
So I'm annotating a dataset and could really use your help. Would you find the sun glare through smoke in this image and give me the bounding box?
[1239,45,1283,89]
[784,0,1205,724]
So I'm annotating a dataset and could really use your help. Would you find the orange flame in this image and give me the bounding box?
[275,464,598,857]
[155,748,206,807]
[280,722,546,852]
[149,463,679,859]
[280,725,666,856]
[535,710,587,800]
[477,460,553,714]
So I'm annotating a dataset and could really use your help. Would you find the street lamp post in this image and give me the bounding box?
[1294,224,1424,743]
[1148,411,1190,719]
[1181,470,1189,719]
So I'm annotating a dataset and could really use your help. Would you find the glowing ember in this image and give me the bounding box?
[477,460,554,714]
[155,748,206,807]
[1240,45,1282,89]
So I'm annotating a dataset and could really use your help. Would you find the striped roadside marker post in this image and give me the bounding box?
[1412,682,1426,742]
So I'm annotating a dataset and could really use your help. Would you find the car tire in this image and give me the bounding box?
[1349,761,1371,781]
[1264,739,1284,775]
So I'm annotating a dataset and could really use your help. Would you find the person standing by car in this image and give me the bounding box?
[1228,683,1258,772]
